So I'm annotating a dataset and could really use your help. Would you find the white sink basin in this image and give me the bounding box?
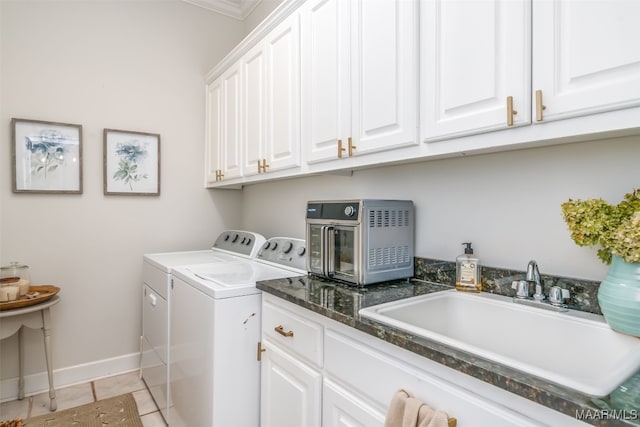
[358,289,640,397]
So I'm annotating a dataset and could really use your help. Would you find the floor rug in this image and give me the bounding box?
[22,393,143,427]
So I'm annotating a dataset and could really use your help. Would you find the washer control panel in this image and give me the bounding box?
[212,230,266,257]
[257,237,306,271]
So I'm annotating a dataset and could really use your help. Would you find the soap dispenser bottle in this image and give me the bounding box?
[456,242,481,292]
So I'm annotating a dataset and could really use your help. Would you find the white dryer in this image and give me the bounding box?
[169,237,306,427]
[141,230,265,424]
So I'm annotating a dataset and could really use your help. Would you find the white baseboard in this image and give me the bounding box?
[0,352,141,403]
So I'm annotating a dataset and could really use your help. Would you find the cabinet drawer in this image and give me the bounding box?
[262,297,323,367]
[324,328,543,427]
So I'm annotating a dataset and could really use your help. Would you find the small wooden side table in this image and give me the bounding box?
[0,296,60,411]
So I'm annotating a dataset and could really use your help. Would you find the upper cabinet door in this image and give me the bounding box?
[352,0,418,154]
[264,13,301,173]
[205,77,222,186]
[421,0,531,142]
[242,41,267,177]
[221,63,243,180]
[533,0,640,123]
[301,0,351,164]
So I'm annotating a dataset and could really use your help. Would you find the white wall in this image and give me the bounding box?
[244,0,284,34]
[242,136,640,281]
[0,1,4,266]
[0,0,244,387]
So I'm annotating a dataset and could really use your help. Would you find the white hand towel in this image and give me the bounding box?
[384,389,452,427]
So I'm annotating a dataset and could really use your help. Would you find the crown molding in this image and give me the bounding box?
[182,0,261,20]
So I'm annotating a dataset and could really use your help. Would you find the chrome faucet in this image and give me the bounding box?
[511,260,571,312]
[526,260,545,301]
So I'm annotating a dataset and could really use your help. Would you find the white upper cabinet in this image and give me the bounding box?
[532,0,640,123]
[421,0,531,141]
[205,63,243,185]
[302,0,418,164]
[421,0,640,144]
[354,0,418,155]
[205,0,640,188]
[242,13,301,178]
[264,13,301,173]
[301,0,351,164]
[242,40,267,177]
[204,77,222,186]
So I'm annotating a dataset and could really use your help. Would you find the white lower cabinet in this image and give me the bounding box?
[324,328,544,427]
[260,338,322,427]
[323,379,385,427]
[261,293,591,427]
[260,296,323,427]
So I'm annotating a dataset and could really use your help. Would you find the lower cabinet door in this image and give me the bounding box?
[260,339,322,427]
[323,379,385,427]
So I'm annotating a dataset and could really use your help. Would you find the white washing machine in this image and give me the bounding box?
[169,237,306,427]
[141,230,266,424]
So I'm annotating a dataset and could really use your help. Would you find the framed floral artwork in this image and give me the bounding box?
[12,118,83,194]
[103,129,160,196]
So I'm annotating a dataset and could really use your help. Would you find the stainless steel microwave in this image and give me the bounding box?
[305,200,414,286]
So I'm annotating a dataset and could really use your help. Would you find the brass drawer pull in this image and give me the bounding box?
[274,325,294,337]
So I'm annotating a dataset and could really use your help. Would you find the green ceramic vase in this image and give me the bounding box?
[597,255,640,337]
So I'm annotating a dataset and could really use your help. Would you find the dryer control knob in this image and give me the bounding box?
[245,238,252,246]
[232,234,239,243]
[297,247,306,257]
[270,242,278,251]
[344,205,356,217]
[282,242,293,254]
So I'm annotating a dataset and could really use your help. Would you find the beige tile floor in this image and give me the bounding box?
[0,371,166,426]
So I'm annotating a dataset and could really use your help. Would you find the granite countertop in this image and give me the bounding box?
[256,275,640,427]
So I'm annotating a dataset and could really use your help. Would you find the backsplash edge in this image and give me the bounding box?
[414,257,602,315]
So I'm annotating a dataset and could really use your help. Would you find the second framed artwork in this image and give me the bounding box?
[103,129,160,196]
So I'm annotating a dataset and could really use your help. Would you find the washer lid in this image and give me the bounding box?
[173,262,304,299]
[143,250,237,272]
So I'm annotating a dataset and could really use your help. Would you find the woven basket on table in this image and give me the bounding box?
[0,419,23,427]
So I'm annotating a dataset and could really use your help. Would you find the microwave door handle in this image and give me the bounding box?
[324,226,335,277]
[320,226,328,276]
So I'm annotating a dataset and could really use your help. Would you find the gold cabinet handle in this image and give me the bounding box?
[257,159,269,173]
[535,90,546,122]
[257,341,266,361]
[274,325,294,337]
[506,96,517,126]
[337,139,345,158]
[215,170,224,181]
[348,137,356,156]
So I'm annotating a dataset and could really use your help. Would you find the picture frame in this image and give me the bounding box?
[11,118,83,194]
[103,129,160,196]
